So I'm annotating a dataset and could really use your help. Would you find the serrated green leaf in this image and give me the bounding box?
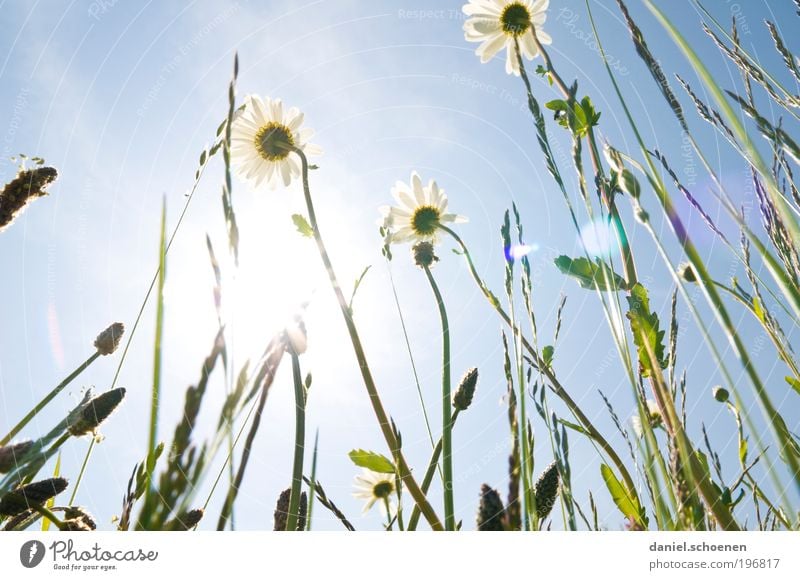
[626,283,668,377]
[348,449,395,474]
[600,463,642,522]
[291,214,314,238]
[555,255,629,291]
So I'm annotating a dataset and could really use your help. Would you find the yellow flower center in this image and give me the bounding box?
[254,122,295,161]
[500,2,532,36]
[373,481,393,499]
[411,205,441,236]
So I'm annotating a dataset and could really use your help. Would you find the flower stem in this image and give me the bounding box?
[290,146,443,531]
[406,408,461,531]
[423,266,455,531]
[31,503,66,530]
[285,350,306,532]
[1,352,101,446]
[67,437,96,505]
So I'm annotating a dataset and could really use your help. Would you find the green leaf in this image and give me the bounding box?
[626,283,668,377]
[542,345,555,367]
[291,214,314,238]
[554,255,629,291]
[348,266,372,315]
[557,418,590,437]
[785,376,800,396]
[41,452,61,531]
[348,449,395,474]
[600,463,642,522]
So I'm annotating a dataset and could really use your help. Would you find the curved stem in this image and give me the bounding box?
[423,266,455,531]
[441,224,637,495]
[290,146,443,531]
[285,351,306,532]
[1,352,100,446]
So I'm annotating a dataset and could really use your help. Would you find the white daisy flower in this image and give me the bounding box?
[463,0,552,76]
[379,172,467,245]
[353,469,396,516]
[230,95,322,189]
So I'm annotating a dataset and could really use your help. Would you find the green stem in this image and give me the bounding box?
[407,409,460,531]
[1,352,101,446]
[290,146,443,531]
[285,351,306,532]
[423,266,455,531]
[144,201,167,514]
[67,437,96,505]
[306,429,319,531]
[30,503,66,530]
[442,225,637,495]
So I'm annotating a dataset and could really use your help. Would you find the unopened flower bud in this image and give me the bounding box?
[712,386,729,403]
[677,263,698,283]
[412,241,438,269]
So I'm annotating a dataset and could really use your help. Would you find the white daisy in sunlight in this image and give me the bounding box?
[353,469,397,515]
[379,172,467,244]
[463,0,552,76]
[230,95,322,189]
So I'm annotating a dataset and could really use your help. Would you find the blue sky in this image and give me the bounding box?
[1,0,798,530]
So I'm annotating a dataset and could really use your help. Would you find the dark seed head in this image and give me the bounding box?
[273,488,308,531]
[534,461,560,521]
[68,388,126,436]
[166,508,204,531]
[94,322,125,355]
[0,477,69,516]
[0,166,58,231]
[453,368,479,411]
[476,483,505,531]
[64,506,97,531]
[0,440,34,473]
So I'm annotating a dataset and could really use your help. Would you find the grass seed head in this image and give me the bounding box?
[453,367,479,411]
[0,477,69,516]
[534,461,560,521]
[273,488,308,531]
[476,483,505,531]
[68,388,127,436]
[0,166,58,231]
[94,322,125,355]
[0,440,34,473]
